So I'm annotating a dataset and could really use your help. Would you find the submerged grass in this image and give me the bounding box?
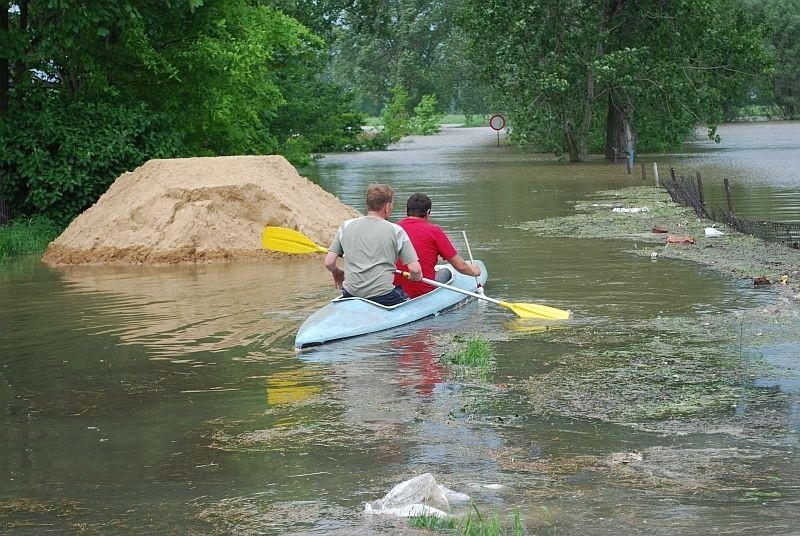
[511,185,800,433]
[514,185,800,293]
[520,312,794,429]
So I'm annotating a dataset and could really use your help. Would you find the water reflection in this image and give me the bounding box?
[47,259,328,359]
[668,121,800,222]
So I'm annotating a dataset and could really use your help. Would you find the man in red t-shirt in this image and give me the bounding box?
[393,193,482,298]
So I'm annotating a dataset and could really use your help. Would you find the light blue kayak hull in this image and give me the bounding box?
[295,261,487,349]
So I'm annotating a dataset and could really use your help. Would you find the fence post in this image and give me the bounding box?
[723,178,735,213]
[653,163,659,187]
[640,161,647,180]
[696,172,705,206]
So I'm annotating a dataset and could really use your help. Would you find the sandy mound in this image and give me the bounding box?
[42,155,360,265]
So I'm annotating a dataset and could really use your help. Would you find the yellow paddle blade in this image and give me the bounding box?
[499,300,572,320]
[261,226,328,254]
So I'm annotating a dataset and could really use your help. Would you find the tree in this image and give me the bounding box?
[460,0,772,162]
[745,0,800,119]
[0,0,367,222]
[330,0,487,116]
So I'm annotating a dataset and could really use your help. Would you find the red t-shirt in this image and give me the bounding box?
[393,217,458,298]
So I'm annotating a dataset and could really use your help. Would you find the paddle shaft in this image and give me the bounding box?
[400,271,504,307]
[461,230,482,293]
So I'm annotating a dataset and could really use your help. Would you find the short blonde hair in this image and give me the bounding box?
[366,183,394,212]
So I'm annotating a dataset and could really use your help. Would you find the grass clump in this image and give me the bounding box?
[441,334,494,367]
[409,504,525,535]
[0,216,62,260]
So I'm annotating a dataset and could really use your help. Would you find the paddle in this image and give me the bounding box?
[261,226,328,254]
[261,225,571,320]
[397,271,571,320]
[461,230,483,295]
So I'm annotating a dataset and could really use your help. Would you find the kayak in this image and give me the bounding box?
[295,260,488,349]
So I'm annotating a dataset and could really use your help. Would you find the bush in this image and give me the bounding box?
[0,98,183,225]
[380,85,411,142]
[409,94,442,135]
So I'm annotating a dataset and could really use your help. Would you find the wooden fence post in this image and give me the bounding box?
[696,172,705,206]
[723,178,735,213]
[640,161,647,180]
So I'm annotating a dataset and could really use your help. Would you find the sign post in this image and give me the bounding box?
[489,114,506,147]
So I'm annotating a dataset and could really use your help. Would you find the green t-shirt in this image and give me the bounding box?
[329,216,418,298]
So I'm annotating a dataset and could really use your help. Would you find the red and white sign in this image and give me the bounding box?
[489,114,506,131]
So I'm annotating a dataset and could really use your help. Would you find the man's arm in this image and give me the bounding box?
[324,251,345,289]
[406,260,423,281]
[446,254,481,277]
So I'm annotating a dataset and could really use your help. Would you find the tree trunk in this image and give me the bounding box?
[562,115,580,162]
[0,1,8,114]
[605,91,635,160]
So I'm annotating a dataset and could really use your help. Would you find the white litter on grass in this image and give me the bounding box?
[612,207,650,213]
[704,227,725,237]
[364,473,470,519]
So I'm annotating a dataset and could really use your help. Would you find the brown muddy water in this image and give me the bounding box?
[1,125,799,534]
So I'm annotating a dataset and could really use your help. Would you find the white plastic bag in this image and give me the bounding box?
[364,473,470,518]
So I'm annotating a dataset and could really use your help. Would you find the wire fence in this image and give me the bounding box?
[662,167,800,250]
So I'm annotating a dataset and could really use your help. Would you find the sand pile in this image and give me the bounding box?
[42,155,360,265]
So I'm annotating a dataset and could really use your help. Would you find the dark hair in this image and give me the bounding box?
[406,193,431,217]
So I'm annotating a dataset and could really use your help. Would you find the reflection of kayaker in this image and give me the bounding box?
[394,330,444,397]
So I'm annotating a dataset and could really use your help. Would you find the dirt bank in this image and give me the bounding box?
[42,155,360,265]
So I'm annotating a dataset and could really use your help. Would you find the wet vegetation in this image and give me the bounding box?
[409,504,525,535]
[510,186,799,433]
[515,186,800,293]
[440,334,495,368]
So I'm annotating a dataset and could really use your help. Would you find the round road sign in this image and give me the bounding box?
[489,114,506,131]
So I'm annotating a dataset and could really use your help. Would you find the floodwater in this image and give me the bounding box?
[1,124,799,534]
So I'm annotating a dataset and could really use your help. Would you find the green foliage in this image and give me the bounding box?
[270,68,369,158]
[744,0,800,119]
[380,85,412,142]
[0,216,62,261]
[408,514,457,531]
[330,0,489,117]
[408,505,525,535]
[409,94,443,135]
[459,0,773,160]
[0,0,377,223]
[458,504,525,536]
[0,99,183,224]
[129,1,319,156]
[441,334,494,367]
